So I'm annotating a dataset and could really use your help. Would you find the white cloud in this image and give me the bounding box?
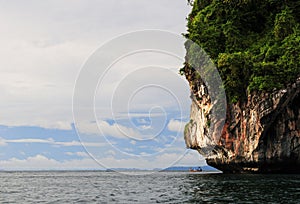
[105,150,116,156]
[20,151,26,156]
[4,138,54,144]
[0,155,101,170]
[0,0,195,170]
[167,119,187,133]
[0,137,105,147]
[0,138,7,146]
[56,141,105,147]
[77,121,142,139]
[97,150,206,169]
[0,39,87,130]
[0,150,206,170]
[123,148,134,152]
[0,0,190,130]
[65,152,89,157]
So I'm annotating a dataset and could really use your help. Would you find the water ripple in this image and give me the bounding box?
[0,172,299,203]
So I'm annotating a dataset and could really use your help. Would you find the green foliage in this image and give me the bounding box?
[248,76,282,92]
[184,0,300,103]
[218,52,252,101]
[274,7,296,41]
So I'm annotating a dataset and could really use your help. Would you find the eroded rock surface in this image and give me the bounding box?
[184,69,300,173]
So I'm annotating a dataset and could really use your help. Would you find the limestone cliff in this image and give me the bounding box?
[183,0,300,173]
[184,69,300,173]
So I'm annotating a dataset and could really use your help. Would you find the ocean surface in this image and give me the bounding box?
[0,171,299,203]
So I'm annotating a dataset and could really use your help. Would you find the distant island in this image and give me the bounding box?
[182,0,300,173]
[162,166,220,172]
[104,166,220,172]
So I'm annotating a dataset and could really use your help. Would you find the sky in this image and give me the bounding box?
[0,0,206,170]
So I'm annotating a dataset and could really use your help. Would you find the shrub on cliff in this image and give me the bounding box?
[184,0,300,103]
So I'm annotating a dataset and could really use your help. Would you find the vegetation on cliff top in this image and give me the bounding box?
[183,0,300,103]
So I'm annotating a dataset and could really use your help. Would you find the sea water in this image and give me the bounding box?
[0,171,299,203]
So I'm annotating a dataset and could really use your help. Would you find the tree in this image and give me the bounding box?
[184,0,300,103]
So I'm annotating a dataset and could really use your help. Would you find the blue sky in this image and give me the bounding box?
[0,0,206,170]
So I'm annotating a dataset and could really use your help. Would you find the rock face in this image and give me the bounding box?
[184,69,300,173]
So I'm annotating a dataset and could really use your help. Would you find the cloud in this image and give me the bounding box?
[0,138,7,146]
[97,150,206,169]
[0,0,195,170]
[0,39,87,130]
[65,152,89,157]
[3,138,55,144]
[167,119,187,132]
[0,137,105,147]
[0,0,190,130]
[105,150,116,156]
[56,141,105,147]
[0,155,101,170]
[77,121,142,139]
[0,150,206,170]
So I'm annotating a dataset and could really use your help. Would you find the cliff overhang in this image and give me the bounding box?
[184,74,300,173]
